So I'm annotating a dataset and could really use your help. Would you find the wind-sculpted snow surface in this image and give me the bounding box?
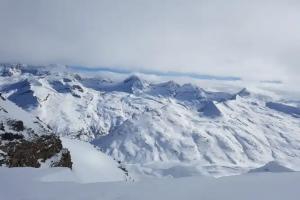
[94,95,300,176]
[61,138,129,183]
[1,63,300,177]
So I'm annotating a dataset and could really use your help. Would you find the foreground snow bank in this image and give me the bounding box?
[0,168,299,200]
[61,138,126,183]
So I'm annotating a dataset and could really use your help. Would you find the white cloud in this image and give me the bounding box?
[0,0,299,84]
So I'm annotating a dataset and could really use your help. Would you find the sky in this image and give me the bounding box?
[0,0,299,84]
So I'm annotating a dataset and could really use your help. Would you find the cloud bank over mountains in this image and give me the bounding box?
[0,0,299,83]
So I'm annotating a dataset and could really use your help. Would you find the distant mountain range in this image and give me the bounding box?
[0,63,300,177]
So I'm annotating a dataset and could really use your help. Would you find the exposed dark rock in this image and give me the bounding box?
[0,106,8,113]
[0,93,5,101]
[7,120,24,131]
[0,123,4,131]
[237,88,250,97]
[74,74,82,81]
[72,85,84,92]
[35,117,53,130]
[118,165,129,176]
[72,93,81,98]
[52,148,73,169]
[1,132,24,141]
[46,124,53,130]
[40,94,50,102]
[0,95,72,169]
[63,78,72,82]
[0,134,72,168]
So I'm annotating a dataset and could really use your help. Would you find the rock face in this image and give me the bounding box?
[0,134,72,168]
[0,94,72,169]
[52,148,72,169]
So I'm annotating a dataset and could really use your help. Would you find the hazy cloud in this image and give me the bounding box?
[0,0,299,83]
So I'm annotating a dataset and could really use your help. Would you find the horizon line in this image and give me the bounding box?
[70,65,241,81]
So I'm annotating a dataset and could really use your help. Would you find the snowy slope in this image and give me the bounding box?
[0,90,128,180]
[0,94,72,168]
[61,138,128,183]
[1,63,300,177]
[38,138,129,183]
[0,93,51,139]
[0,167,299,200]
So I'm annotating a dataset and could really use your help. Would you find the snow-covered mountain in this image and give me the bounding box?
[1,63,300,177]
[0,93,72,168]
[0,81,129,181]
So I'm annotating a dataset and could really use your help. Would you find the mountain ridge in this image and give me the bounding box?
[1,63,300,177]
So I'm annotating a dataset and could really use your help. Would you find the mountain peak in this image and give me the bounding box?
[123,75,141,83]
[122,75,145,93]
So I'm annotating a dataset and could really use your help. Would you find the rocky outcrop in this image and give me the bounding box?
[0,95,72,169]
[0,133,72,168]
[51,148,72,169]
